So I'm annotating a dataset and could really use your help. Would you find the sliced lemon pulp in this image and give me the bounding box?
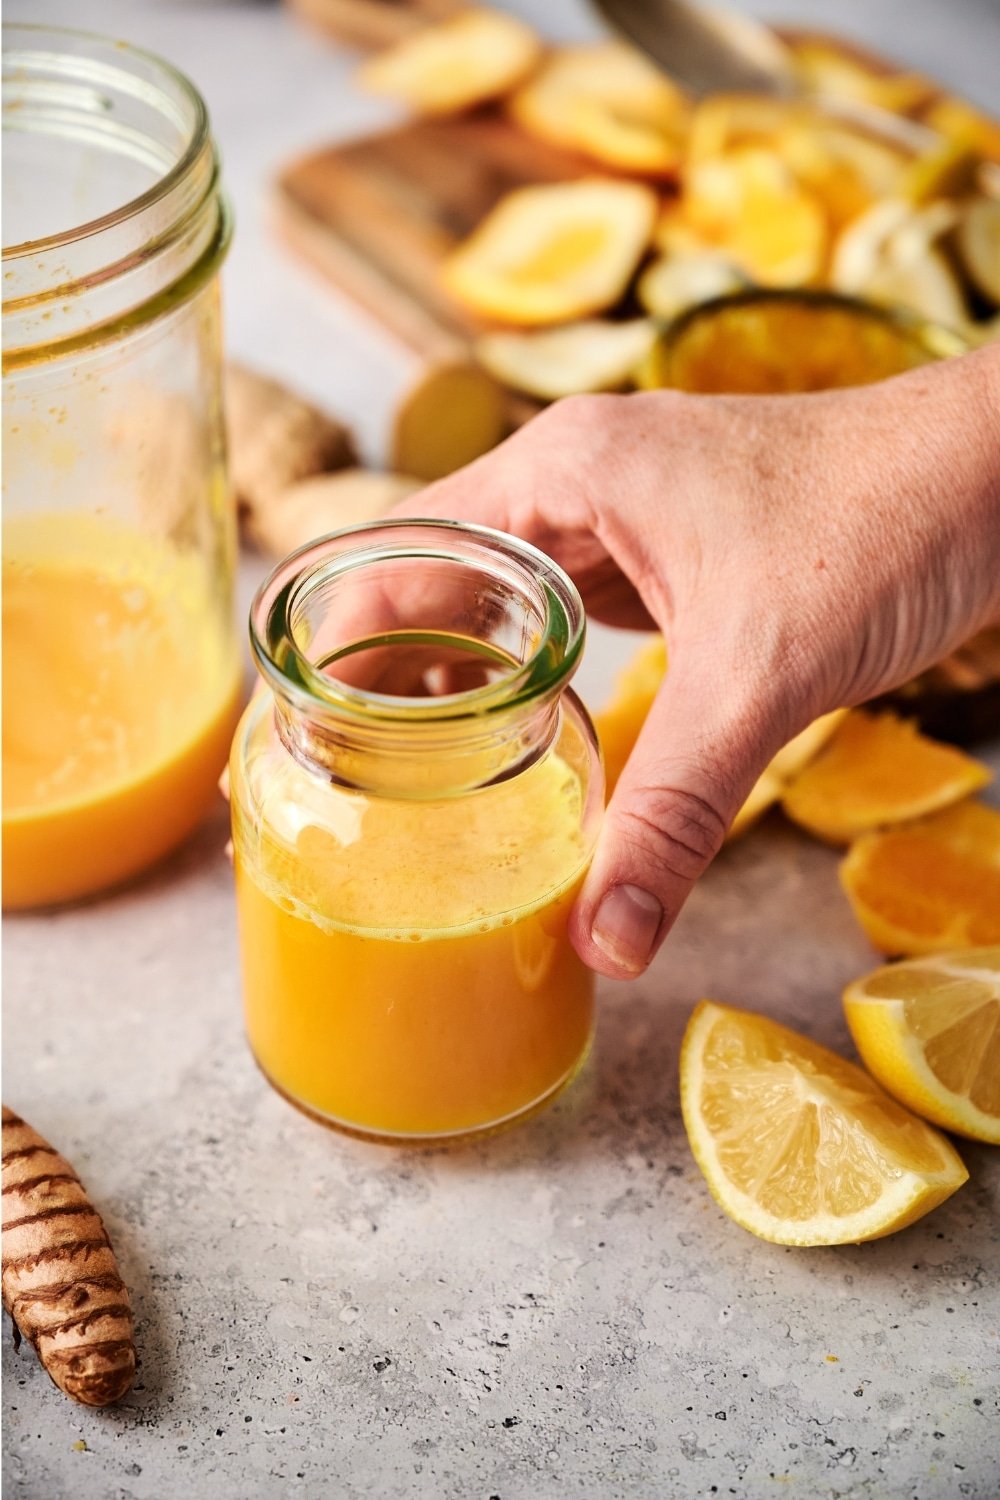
[839,799,1000,955]
[844,947,1000,1143]
[681,1001,968,1245]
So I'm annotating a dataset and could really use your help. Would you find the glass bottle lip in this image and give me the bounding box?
[250,519,587,728]
[2,24,209,260]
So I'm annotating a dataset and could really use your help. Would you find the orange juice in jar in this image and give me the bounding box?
[229,522,604,1141]
[2,27,240,908]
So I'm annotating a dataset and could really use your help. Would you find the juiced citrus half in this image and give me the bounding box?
[441,178,658,325]
[839,799,1000,955]
[782,710,992,844]
[681,1001,968,1245]
[358,10,542,116]
[474,318,656,400]
[682,147,828,287]
[508,42,689,176]
[844,948,1000,1144]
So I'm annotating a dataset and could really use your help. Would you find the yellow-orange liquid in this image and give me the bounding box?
[2,517,241,908]
[233,711,595,1139]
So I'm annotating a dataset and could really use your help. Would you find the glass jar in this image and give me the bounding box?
[230,521,604,1143]
[639,288,968,394]
[2,26,240,909]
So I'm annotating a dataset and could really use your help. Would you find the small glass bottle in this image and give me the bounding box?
[230,521,604,1142]
[2,26,240,908]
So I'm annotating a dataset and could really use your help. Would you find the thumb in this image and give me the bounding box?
[570,660,779,979]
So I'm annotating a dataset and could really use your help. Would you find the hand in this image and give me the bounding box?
[394,345,1000,979]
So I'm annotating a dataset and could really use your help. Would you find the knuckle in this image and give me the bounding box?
[614,785,728,886]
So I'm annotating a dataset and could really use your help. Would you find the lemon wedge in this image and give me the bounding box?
[681,1001,968,1245]
[844,948,1000,1144]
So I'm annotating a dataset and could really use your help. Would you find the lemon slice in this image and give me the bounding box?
[681,1001,968,1245]
[844,948,1000,1144]
[508,42,689,176]
[781,710,992,844]
[474,318,656,400]
[358,9,542,116]
[441,178,658,325]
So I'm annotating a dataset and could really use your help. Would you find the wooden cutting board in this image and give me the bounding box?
[273,111,619,364]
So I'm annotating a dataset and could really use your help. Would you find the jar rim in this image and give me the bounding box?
[1,23,209,261]
[250,520,587,727]
[662,287,970,363]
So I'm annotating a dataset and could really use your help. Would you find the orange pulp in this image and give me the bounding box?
[2,517,241,908]
[233,714,595,1139]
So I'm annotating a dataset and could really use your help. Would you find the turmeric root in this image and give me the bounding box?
[2,1106,135,1407]
[226,363,358,549]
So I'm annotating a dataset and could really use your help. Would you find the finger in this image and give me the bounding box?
[569,657,783,979]
[390,399,621,587]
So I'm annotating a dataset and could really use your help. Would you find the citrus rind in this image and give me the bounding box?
[441,178,658,325]
[359,10,543,116]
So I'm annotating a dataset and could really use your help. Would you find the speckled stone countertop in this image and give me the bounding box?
[3,3,999,1497]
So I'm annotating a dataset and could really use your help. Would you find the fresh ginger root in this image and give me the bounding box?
[2,1106,135,1407]
[251,468,423,558]
[226,363,358,551]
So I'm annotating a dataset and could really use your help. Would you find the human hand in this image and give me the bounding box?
[393,345,1000,979]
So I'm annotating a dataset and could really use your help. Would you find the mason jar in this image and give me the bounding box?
[2,25,241,909]
[230,521,604,1142]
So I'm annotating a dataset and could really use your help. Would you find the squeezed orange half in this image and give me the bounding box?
[2,517,241,908]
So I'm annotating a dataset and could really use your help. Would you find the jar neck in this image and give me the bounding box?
[251,522,586,798]
[2,26,229,373]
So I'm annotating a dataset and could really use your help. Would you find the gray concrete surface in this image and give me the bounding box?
[4,2,1000,1497]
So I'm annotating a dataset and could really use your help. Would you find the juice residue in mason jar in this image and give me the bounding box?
[2,513,242,908]
[232,670,596,1140]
